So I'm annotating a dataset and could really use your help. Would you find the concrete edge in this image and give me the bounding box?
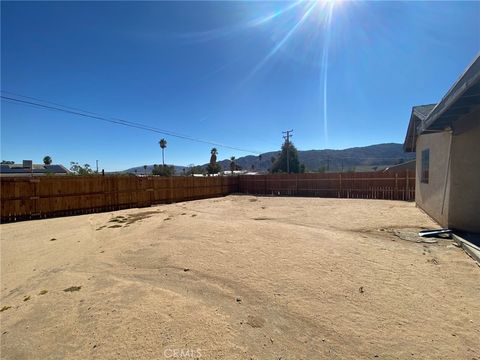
[452,234,480,266]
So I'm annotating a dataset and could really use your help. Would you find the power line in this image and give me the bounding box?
[1,92,415,161]
[1,90,105,116]
[1,92,262,155]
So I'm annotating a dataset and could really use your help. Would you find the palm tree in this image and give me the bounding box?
[210,148,218,165]
[143,165,147,175]
[159,138,167,166]
[230,156,235,174]
[43,156,52,165]
[207,148,219,175]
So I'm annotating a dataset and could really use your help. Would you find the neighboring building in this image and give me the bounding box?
[353,165,388,172]
[219,170,262,176]
[0,160,70,177]
[220,170,246,176]
[404,55,480,233]
[383,159,416,173]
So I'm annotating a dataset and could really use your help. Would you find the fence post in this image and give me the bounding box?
[395,173,398,200]
[339,173,342,198]
[352,173,355,198]
[104,175,108,211]
[29,178,40,217]
[406,170,409,201]
[149,177,154,206]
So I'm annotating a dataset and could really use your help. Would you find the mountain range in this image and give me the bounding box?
[124,143,414,174]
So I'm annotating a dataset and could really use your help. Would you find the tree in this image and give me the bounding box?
[210,148,218,164]
[152,164,174,176]
[43,156,52,165]
[69,162,94,175]
[1,160,14,164]
[143,165,147,175]
[159,138,167,166]
[271,141,305,174]
[207,148,221,174]
[230,156,236,174]
[270,156,276,164]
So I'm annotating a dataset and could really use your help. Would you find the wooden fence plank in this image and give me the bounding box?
[1,171,415,222]
[0,175,236,222]
[238,171,415,201]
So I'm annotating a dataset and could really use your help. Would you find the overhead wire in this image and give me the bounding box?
[2,92,412,162]
[1,92,262,154]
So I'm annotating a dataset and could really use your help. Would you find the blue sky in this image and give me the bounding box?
[1,1,479,171]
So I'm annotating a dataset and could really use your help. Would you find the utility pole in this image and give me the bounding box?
[326,156,330,172]
[282,130,293,174]
[96,160,99,173]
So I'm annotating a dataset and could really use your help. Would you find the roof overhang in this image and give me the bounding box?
[403,104,436,152]
[404,54,480,152]
[422,55,480,131]
[403,111,419,152]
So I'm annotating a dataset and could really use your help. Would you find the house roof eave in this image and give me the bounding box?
[423,54,480,131]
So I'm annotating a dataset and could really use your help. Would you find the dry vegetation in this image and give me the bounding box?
[1,196,479,359]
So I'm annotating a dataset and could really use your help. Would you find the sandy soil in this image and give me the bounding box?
[1,196,479,360]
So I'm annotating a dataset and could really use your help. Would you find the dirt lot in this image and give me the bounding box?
[1,196,479,359]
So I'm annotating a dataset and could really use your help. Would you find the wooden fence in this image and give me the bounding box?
[238,171,415,201]
[0,176,238,222]
[0,171,414,222]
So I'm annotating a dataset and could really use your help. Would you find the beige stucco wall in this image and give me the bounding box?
[448,108,480,232]
[415,131,452,227]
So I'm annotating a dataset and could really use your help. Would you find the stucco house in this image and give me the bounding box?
[404,55,480,233]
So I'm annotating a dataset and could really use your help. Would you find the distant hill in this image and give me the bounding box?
[215,143,414,172]
[124,143,414,174]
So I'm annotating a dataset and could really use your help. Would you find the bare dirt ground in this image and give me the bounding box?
[1,196,479,360]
